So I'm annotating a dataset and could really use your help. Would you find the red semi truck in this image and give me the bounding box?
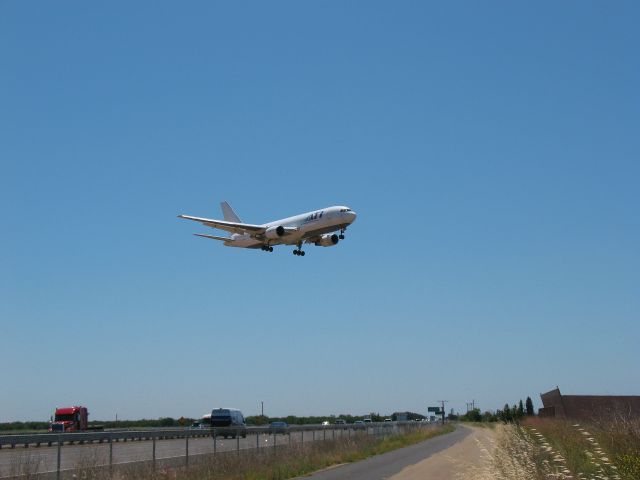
[49,406,104,432]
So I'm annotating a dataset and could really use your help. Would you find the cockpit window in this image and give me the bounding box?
[340,208,352,212]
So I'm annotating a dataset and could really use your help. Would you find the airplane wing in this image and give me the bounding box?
[178,215,265,235]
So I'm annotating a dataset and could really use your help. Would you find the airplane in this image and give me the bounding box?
[178,202,357,256]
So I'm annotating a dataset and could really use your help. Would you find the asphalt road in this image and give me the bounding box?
[0,427,353,477]
[298,425,470,480]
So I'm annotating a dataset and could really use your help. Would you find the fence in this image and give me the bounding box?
[0,422,437,479]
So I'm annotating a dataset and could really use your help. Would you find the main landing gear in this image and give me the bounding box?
[261,245,274,252]
[293,242,305,256]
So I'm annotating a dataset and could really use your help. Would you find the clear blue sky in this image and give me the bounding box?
[1,1,638,422]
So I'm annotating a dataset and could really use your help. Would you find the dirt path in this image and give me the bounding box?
[388,425,495,480]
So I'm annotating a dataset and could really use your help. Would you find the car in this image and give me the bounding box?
[334,419,346,425]
[384,418,392,422]
[321,421,330,427]
[353,420,365,429]
[269,421,289,435]
[363,418,372,423]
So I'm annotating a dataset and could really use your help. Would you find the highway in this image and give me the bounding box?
[0,426,363,477]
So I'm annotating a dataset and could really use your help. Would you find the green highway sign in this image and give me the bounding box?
[427,407,441,413]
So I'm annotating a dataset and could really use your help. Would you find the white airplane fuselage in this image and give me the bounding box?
[179,203,356,255]
[227,206,356,248]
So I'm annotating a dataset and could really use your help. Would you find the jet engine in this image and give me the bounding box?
[314,234,339,247]
[265,225,286,239]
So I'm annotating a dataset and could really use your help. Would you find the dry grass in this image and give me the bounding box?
[458,423,544,480]
[7,451,44,479]
[523,416,639,480]
[461,417,639,480]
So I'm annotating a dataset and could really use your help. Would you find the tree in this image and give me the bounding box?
[518,400,525,418]
[461,408,482,422]
[500,403,512,423]
[159,417,176,427]
[481,411,497,422]
[525,396,535,416]
[369,412,384,422]
[511,404,519,421]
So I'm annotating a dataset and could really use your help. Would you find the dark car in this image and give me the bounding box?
[269,421,289,434]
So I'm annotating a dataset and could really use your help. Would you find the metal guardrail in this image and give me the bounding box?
[0,428,212,449]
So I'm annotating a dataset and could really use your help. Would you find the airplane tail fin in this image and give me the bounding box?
[220,201,242,223]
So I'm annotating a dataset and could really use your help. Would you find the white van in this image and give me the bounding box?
[211,408,247,439]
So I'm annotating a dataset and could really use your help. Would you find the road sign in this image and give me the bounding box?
[428,407,441,413]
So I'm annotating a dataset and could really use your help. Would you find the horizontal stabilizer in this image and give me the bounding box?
[194,233,230,242]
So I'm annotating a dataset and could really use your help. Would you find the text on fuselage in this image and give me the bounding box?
[304,211,323,223]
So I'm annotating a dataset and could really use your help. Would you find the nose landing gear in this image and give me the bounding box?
[339,228,346,240]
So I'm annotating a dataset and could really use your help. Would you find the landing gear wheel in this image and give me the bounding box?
[300,251,305,256]
[269,246,273,252]
[293,250,298,256]
[339,234,345,240]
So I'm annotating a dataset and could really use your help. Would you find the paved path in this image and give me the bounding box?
[300,425,473,480]
[389,425,495,479]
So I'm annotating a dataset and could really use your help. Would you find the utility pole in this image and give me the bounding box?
[438,400,448,425]
[261,401,264,417]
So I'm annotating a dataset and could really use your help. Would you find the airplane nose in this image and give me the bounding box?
[348,211,357,223]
